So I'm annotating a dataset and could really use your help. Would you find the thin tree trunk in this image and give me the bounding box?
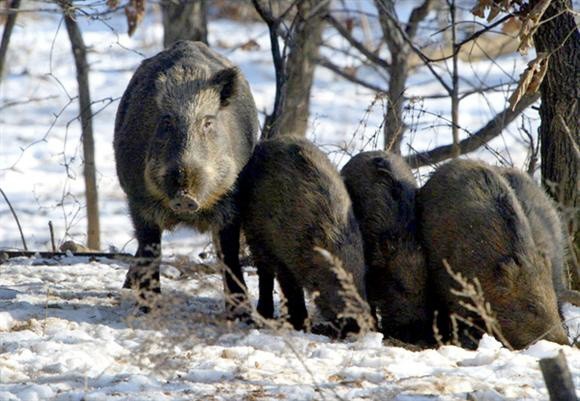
[0,0,21,83]
[374,0,433,154]
[532,0,579,290]
[161,0,208,48]
[449,0,460,158]
[61,2,101,250]
[275,0,327,138]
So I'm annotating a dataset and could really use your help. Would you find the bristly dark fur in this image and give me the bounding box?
[417,159,568,349]
[113,41,258,311]
[341,151,430,344]
[239,136,368,337]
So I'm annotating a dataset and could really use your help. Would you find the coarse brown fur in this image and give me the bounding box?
[498,168,580,307]
[341,151,430,343]
[240,137,368,336]
[417,159,568,349]
[113,41,258,311]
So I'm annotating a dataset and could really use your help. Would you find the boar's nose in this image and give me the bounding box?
[169,192,199,214]
[544,325,569,346]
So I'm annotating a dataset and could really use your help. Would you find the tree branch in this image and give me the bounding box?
[374,0,452,94]
[325,14,390,70]
[317,57,387,93]
[406,0,434,40]
[405,93,539,168]
[0,0,21,83]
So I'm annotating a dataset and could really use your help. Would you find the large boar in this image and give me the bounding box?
[114,41,258,314]
[240,137,369,337]
[417,159,568,349]
[341,151,430,343]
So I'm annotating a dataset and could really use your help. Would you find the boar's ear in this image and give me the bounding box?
[210,67,239,107]
[372,157,392,175]
[496,256,519,289]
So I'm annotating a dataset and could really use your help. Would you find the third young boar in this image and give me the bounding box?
[417,159,568,349]
[341,151,430,343]
[498,167,580,306]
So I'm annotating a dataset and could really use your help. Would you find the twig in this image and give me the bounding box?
[0,250,132,260]
[0,187,27,251]
[48,221,56,252]
[405,93,539,168]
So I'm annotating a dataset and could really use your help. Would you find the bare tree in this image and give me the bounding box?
[161,0,208,48]
[0,0,21,83]
[373,0,434,153]
[59,0,101,250]
[532,0,579,290]
[252,0,329,139]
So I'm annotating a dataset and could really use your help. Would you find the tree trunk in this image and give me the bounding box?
[161,0,208,48]
[0,0,21,83]
[375,0,408,153]
[533,0,579,290]
[61,2,101,250]
[374,0,433,153]
[274,0,327,138]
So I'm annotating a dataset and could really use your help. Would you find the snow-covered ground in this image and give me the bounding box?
[1,256,579,401]
[1,4,579,401]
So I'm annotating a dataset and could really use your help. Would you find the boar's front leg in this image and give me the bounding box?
[124,217,162,309]
[214,221,249,319]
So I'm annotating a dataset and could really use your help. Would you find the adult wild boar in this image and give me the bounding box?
[240,137,369,337]
[114,41,258,314]
[417,159,568,349]
[341,151,430,343]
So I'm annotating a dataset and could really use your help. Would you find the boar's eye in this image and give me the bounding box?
[526,303,539,315]
[202,116,215,134]
[159,115,174,134]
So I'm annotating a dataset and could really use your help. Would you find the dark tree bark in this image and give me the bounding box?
[0,0,21,83]
[161,0,208,48]
[60,1,101,250]
[532,0,579,290]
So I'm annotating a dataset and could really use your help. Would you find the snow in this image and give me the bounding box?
[1,4,579,401]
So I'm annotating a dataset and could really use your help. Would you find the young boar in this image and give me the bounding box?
[114,41,258,313]
[341,151,430,343]
[240,137,368,337]
[417,159,568,349]
[498,167,580,306]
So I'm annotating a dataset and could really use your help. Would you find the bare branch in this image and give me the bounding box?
[406,0,434,39]
[405,93,540,168]
[0,187,28,251]
[317,57,387,93]
[0,0,21,83]
[325,14,390,70]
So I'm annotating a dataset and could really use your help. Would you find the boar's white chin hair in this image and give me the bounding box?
[154,64,221,115]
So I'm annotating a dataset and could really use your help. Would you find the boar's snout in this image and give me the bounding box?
[544,325,569,346]
[169,191,199,214]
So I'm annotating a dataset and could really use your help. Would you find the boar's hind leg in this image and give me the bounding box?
[124,220,162,311]
[215,222,250,318]
[277,266,308,331]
